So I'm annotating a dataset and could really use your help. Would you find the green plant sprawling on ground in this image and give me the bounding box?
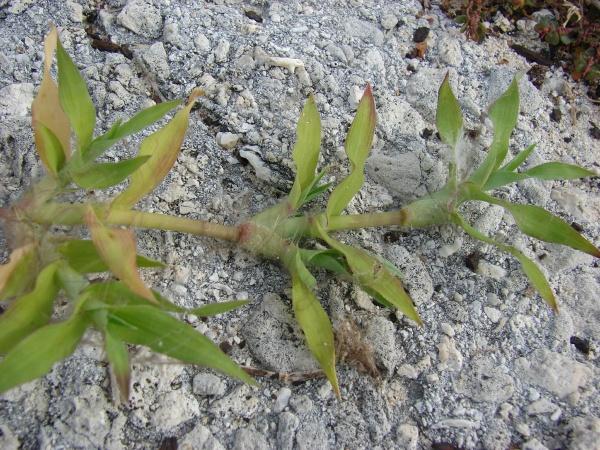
[0,27,598,398]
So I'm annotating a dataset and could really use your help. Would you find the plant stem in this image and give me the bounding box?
[27,203,240,242]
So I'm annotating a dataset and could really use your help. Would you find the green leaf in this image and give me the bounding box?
[0,262,60,355]
[485,161,596,190]
[71,156,151,189]
[314,220,421,324]
[436,72,463,147]
[58,239,165,274]
[86,208,157,302]
[111,100,182,140]
[452,213,557,310]
[56,262,89,300]
[81,281,248,318]
[501,144,536,171]
[327,85,376,219]
[290,272,339,396]
[483,171,527,190]
[56,39,96,149]
[0,244,38,301]
[505,203,600,257]
[36,122,66,175]
[470,76,520,186]
[0,313,89,393]
[104,331,130,401]
[288,95,322,209]
[524,162,597,180]
[32,26,71,172]
[302,249,350,277]
[106,305,254,384]
[113,90,203,208]
[289,250,317,289]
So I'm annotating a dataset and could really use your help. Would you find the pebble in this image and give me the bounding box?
[214,39,231,63]
[274,387,292,413]
[216,132,241,149]
[0,83,33,117]
[437,335,463,372]
[438,37,463,66]
[179,424,225,450]
[365,315,401,373]
[194,34,211,53]
[151,390,200,432]
[380,13,398,30]
[484,306,502,323]
[396,423,419,450]
[527,398,557,415]
[66,0,83,22]
[277,412,300,450]
[117,0,163,38]
[142,42,170,81]
[192,373,226,397]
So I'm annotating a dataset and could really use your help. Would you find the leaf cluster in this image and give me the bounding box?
[0,27,253,398]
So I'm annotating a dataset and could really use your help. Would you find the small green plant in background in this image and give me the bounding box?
[0,27,598,399]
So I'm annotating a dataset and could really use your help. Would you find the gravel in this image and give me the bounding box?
[1,0,599,449]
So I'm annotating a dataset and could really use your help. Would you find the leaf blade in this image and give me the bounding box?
[31,26,71,173]
[327,85,376,218]
[106,305,254,384]
[71,156,151,189]
[0,314,88,393]
[112,90,202,208]
[288,95,322,208]
[56,38,96,149]
[436,72,463,148]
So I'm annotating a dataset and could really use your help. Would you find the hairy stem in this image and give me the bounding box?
[26,203,241,242]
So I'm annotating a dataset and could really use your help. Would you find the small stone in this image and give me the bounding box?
[163,21,182,47]
[236,54,255,72]
[0,423,20,449]
[274,387,292,413]
[397,364,419,379]
[353,288,376,311]
[151,390,200,432]
[66,0,84,22]
[515,349,592,398]
[438,37,463,66]
[142,42,170,81]
[477,260,507,280]
[567,416,600,450]
[194,34,211,53]
[523,438,549,450]
[233,428,268,450]
[214,40,230,63]
[277,412,300,450]
[381,13,398,30]
[527,398,557,415]
[348,85,363,110]
[216,132,241,149]
[440,323,455,337]
[437,335,463,372]
[179,424,225,450]
[396,423,418,450]
[439,239,462,257]
[413,27,430,43]
[0,83,34,117]
[366,316,401,373]
[484,306,502,323]
[192,373,226,397]
[317,382,332,399]
[117,0,163,38]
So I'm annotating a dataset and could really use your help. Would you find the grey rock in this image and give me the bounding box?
[366,152,422,199]
[180,424,225,450]
[296,418,330,450]
[273,387,292,413]
[381,13,399,30]
[242,294,318,372]
[364,48,385,75]
[515,349,592,398]
[377,98,427,139]
[277,412,300,450]
[233,427,269,450]
[194,34,211,53]
[567,416,600,450]
[527,398,557,415]
[344,18,384,46]
[365,315,400,373]
[438,37,463,66]
[239,147,272,182]
[192,373,226,397]
[483,419,511,450]
[214,39,231,63]
[151,390,200,432]
[522,438,549,450]
[66,0,84,22]
[216,132,241,149]
[117,0,162,38]
[0,83,33,117]
[385,245,434,307]
[0,422,20,449]
[406,68,452,121]
[396,423,418,450]
[454,356,514,402]
[142,42,170,81]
